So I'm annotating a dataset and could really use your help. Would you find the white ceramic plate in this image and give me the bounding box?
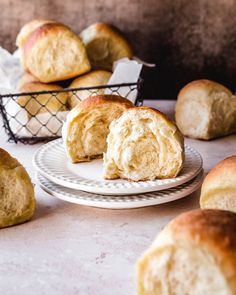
[33,139,203,195]
[37,170,203,209]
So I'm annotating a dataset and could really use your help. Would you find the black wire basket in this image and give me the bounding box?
[0,82,142,144]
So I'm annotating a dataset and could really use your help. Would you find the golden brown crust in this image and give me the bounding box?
[17,71,39,89]
[23,22,69,68]
[200,156,236,212]
[81,22,133,70]
[175,79,236,140]
[69,70,111,88]
[23,22,90,82]
[0,148,20,169]
[168,209,236,248]
[77,94,134,111]
[16,19,56,47]
[203,156,236,185]
[0,148,36,228]
[178,79,233,99]
[68,70,112,108]
[166,209,236,273]
[19,81,63,92]
[18,82,68,116]
[137,209,236,295]
[91,22,133,54]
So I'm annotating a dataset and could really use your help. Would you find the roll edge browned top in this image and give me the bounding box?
[177,79,233,99]
[136,209,236,295]
[23,22,91,82]
[23,22,69,69]
[76,94,134,111]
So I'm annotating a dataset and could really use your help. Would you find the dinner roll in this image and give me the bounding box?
[0,148,35,228]
[137,209,236,295]
[17,71,39,89]
[175,79,236,140]
[23,23,91,83]
[62,94,133,163]
[18,82,68,117]
[103,107,184,181]
[16,19,55,48]
[80,22,133,71]
[200,156,236,213]
[68,70,112,109]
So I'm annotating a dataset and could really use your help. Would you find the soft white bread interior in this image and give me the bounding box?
[16,19,55,48]
[23,23,91,83]
[103,107,184,181]
[62,94,133,163]
[0,148,35,228]
[80,22,133,71]
[18,82,68,117]
[200,156,236,213]
[68,70,112,109]
[17,71,39,89]
[175,79,236,140]
[137,209,236,295]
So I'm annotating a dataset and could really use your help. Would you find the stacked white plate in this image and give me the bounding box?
[33,138,203,209]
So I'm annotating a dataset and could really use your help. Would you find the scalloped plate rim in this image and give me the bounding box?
[37,170,204,209]
[33,138,203,195]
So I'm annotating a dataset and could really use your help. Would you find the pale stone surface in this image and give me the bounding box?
[0,100,235,295]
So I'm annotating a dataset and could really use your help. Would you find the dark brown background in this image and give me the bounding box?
[1,0,236,99]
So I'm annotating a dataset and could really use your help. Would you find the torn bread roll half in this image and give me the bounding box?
[103,107,184,181]
[62,94,133,163]
[23,23,91,83]
[137,209,236,295]
[0,148,35,228]
[200,156,236,213]
[80,22,133,71]
[68,70,112,109]
[175,79,236,140]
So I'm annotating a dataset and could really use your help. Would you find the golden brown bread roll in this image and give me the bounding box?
[68,70,112,109]
[23,23,91,83]
[200,156,236,213]
[0,148,35,228]
[137,209,236,295]
[80,22,133,71]
[62,94,133,163]
[175,79,236,140]
[18,82,68,117]
[16,19,55,48]
[103,107,184,181]
[17,71,39,89]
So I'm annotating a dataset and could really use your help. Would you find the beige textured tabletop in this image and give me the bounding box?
[0,100,235,295]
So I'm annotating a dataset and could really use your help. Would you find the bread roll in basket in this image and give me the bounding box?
[17,71,39,89]
[23,23,91,83]
[68,70,112,109]
[16,19,55,48]
[103,107,184,181]
[18,82,68,117]
[80,22,133,71]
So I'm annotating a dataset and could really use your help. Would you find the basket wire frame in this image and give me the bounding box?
[0,82,143,144]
